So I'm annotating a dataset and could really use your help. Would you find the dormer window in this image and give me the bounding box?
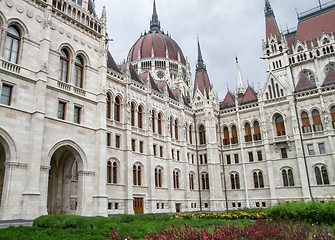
[297,46,303,52]
[323,38,330,44]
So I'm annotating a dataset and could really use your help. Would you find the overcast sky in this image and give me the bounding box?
[95,0,323,100]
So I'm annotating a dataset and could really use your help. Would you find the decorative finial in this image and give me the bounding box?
[265,0,274,17]
[196,36,206,71]
[150,0,161,32]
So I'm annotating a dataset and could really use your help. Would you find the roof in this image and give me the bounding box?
[266,16,280,42]
[88,0,96,16]
[240,87,258,105]
[295,73,316,93]
[107,51,121,73]
[194,70,212,99]
[119,63,144,85]
[323,66,335,87]
[220,92,236,109]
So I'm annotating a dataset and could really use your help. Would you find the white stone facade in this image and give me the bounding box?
[0,0,334,220]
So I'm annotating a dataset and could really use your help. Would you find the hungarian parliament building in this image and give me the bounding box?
[0,0,335,220]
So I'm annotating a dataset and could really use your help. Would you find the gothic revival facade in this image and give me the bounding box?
[0,0,335,220]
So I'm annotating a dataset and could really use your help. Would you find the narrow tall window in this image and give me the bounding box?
[331,107,335,129]
[175,120,178,139]
[231,173,240,190]
[0,84,13,106]
[189,126,193,144]
[155,168,162,187]
[170,118,173,137]
[275,115,286,136]
[59,49,69,82]
[312,110,323,132]
[131,103,135,126]
[307,144,315,156]
[107,133,111,146]
[315,166,329,185]
[4,26,21,63]
[248,152,254,162]
[257,151,262,161]
[114,97,120,122]
[189,173,194,190]
[231,125,238,144]
[106,94,111,119]
[139,141,144,153]
[223,127,230,145]
[244,123,252,142]
[107,161,112,183]
[253,171,264,188]
[318,143,326,154]
[234,154,239,164]
[281,148,288,158]
[173,170,179,189]
[201,173,209,190]
[74,56,84,88]
[301,112,312,133]
[58,101,66,120]
[133,165,141,186]
[288,169,295,186]
[115,135,120,148]
[152,111,155,132]
[112,162,117,184]
[158,113,162,134]
[199,125,206,145]
[73,106,81,124]
[138,106,143,128]
[253,121,261,140]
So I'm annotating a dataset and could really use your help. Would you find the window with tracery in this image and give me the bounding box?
[155,167,162,187]
[230,173,240,190]
[4,26,21,63]
[133,164,142,186]
[173,170,180,189]
[282,168,294,187]
[253,171,264,188]
[201,173,209,190]
[315,166,329,185]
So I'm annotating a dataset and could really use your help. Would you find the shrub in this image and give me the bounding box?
[33,215,67,228]
[110,214,135,223]
[58,215,92,229]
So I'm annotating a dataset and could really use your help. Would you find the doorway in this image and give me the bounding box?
[133,198,143,214]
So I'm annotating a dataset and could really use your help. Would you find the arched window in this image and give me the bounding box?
[253,121,261,140]
[189,125,193,144]
[315,166,329,185]
[138,106,143,128]
[131,103,135,126]
[223,126,230,145]
[275,115,286,136]
[106,93,111,119]
[114,96,121,122]
[199,125,206,145]
[107,161,112,183]
[244,123,252,142]
[152,111,155,132]
[170,118,173,137]
[230,173,240,190]
[189,173,194,190]
[331,107,335,129]
[312,110,323,132]
[201,173,209,190]
[133,164,142,186]
[253,171,264,188]
[112,162,117,184]
[4,26,21,63]
[74,56,84,88]
[59,49,69,82]
[155,167,162,187]
[282,168,294,187]
[158,113,162,134]
[301,112,312,133]
[175,120,178,140]
[231,125,238,144]
[173,170,179,189]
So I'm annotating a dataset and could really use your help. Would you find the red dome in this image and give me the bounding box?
[127,31,186,65]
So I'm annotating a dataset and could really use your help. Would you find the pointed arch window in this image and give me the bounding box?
[131,103,135,126]
[59,49,69,82]
[301,112,312,133]
[253,171,264,188]
[315,166,329,185]
[253,121,261,140]
[175,120,178,140]
[133,164,142,186]
[223,127,230,145]
[152,111,156,132]
[199,125,206,145]
[331,107,335,129]
[114,96,121,122]
[244,123,252,142]
[4,26,21,63]
[106,93,111,119]
[201,173,209,190]
[74,56,84,88]
[275,115,286,136]
[173,170,179,189]
[155,167,162,187]
[138,106,143,128]
[312,110,323,132]
[189,173,194,190]
[158,113,162,134]
[189,125,193,144]
[230,173,240,190]
[282,168,294,187]
[107,161,118,184]
[231,125,238,144]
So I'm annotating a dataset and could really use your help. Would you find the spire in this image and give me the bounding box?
[196,37,206,72]
[236,57,246,98]
[264,0,274,17]
[150,0,161,32]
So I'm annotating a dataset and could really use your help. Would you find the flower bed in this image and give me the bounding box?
[174,211,266,220]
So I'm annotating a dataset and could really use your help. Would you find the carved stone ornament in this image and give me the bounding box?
[94,45,98,52]
[87,43,92,49]
[6,0,14,8]
[16,5,24,13]
[81,38,86,45]
[26,10,33,18]
[5,162,28,169]
[74,35,79,42]
[66,31,72,38]
[36,15,42,23]
[59,27,64,34]
[78,171,95,176]
[40,165,51,171]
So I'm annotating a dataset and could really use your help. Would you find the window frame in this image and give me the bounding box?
[59,49,70,82]
[73,105,81,124]
[199,125,206,145]
[4,26,21,64]
[0,84,13,106]
[114,96,121,122]
[58,101,66,120]
[74,56,84,88]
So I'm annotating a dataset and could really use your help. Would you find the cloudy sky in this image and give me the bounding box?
[95,0,323,99]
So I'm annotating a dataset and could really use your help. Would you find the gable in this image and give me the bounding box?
[322,66,335,87]
[295,73,316,93]
[262,73,287,100]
